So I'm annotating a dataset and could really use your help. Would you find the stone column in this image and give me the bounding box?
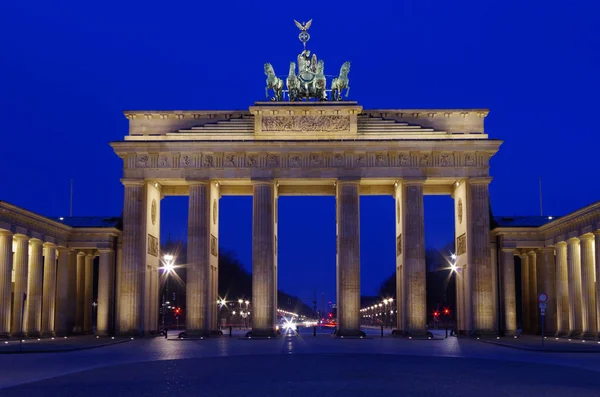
[11,235,29,336]
[66,250,78,333]
[41,243,57,336]
[252,180,277,337]
[566,237,583,336]
[83,254,94,333]
[75,252,86,333]
[519,253,530,333]
[555,242,569,335]
[97,249,114,336]
[54,247,71,335]
[595,231,600,337]
[394,182,405,332]
[0,231,13,338]
[336,180,361,336]
[501,248,517,335]
[187,181,211,335]
[25,239,43,336]
[539,248,557,334]
[467,179,494,334]
[118,180,144,335]
[403,181,426,335]
[579,234,597,338]
[528,251,538,333]
[207,182,220,333]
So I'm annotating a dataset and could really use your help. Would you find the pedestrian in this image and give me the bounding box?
[164,326,168,339]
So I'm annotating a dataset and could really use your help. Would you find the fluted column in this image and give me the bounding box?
[336,180,361,336]
[187,181,211,335]
[67,250,78,333]
[555,242,569,335]
[0,231,13,337]
[54,247,71,335]
[75,252,86,333]
[25,239,43,336]
[528,251,538,333]
[97,249,114,336]
[83,254,94,333]
[252,180,277,337]
[579,234,597,338]
[468,179,494,333]
[595,231,600,337]
[566,237,583,336]
[11,235,29,336]
[519,253,530,333]
[501,248,517,335]
[41,243,57,336]
[118,180,144,335]
[539,248,557,334]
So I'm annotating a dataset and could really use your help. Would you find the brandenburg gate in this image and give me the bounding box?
[110,20,501,337]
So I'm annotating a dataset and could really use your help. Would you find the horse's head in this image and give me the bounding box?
[316,60,324,73]
[341,61,351,75]
[289,62,296,74]
[264,63,274,76]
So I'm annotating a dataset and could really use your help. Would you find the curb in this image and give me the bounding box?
[0,339,131,354]
[478,339,600,353]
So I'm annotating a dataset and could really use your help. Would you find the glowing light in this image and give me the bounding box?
[59,217,64,221]
[238,299,243,304]
[548,216,553,220]
[154,183,158,188]
[450,264,457,272]
[450,253,457,260]
[245,300,249,305]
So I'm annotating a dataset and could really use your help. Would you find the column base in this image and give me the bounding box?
[503,330,518,337]
[567,330,582,338]
[26,331,42,338]
[248,328,277,338]
[335,328,366,338]
[580,331,598,340]
[40,332,56,338]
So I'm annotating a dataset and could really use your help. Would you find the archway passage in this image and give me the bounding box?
[110,102,500,336]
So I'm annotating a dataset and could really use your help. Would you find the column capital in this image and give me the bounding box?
[29,238,43,246]
[251,178,276,186]
[186,178,210,186]
[85,253,96,259]
[540,247,555,253]
[567,236,580,244]
[0,230,13,237]
[401,178,426,186]
[120,178,145,187]
[55,245,70,251]
[42,242,56,248]
[12,234,28,242]
[555,240,567,248]
[336,178,360,186]
[501,247,516,254]
[77,251,86,257]
[527,250,537,257]
[579,233,595,242]
[468,177,493,185]
[593,229,600,236]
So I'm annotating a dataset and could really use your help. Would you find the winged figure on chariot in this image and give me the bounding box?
[264,19,350,102]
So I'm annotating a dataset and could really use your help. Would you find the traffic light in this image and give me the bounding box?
[433,311,440,318]
[443,308,450,316]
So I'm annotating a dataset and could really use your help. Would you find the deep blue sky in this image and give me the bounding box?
[1,1,599,307]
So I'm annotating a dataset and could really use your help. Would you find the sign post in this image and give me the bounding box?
[538,293,548,347]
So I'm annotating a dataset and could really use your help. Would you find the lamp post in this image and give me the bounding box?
[161,254,175,330]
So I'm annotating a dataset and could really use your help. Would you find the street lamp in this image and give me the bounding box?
[160,254,176,330]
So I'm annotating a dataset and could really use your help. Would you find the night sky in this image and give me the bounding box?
[1,1,599,307]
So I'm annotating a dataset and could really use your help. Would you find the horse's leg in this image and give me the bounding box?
[265,86,269,99]
[345,84,350,98]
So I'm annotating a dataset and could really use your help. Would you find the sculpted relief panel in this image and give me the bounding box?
[131,150,486,170]
[261,116,350,132]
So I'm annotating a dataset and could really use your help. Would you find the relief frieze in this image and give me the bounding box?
[261,116,350,132]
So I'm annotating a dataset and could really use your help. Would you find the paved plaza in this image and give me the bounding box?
[1,329,599,396]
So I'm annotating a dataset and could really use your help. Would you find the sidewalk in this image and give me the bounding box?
[478,335,600,353]
[0,335,131,354]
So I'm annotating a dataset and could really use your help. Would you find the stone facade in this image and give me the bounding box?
[492,201,600,339]
[111,101,501,337]
[0,201,120,337]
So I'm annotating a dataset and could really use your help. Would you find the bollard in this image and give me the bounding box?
[381,325,384,337]
[229,326,232,337]
[313,325,316,337]
[445,326,448,339]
